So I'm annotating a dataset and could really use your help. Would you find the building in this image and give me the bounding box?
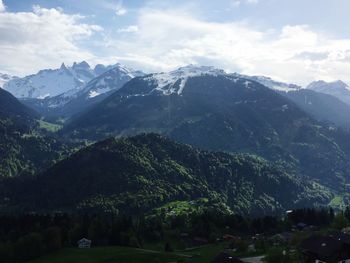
[210,252,244,263]
[77,238,92,249]
[300,235,350,263]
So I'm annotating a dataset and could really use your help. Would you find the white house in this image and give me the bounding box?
[77,238,92,248]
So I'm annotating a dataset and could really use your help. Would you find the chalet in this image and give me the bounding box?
[210,252,244,263]
[300,236,350,263]
[77,238,92,249]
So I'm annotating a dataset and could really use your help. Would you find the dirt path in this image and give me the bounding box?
[240,256,265,263]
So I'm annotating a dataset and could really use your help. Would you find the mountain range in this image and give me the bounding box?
[2,63,350,215]
[3,62,143,120]
[63,67,350,193]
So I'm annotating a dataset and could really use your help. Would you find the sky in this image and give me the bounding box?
[0,0,350,85]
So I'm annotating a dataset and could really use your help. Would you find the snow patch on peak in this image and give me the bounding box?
[148,65,226,95]
[88,90,100,98]
[234,74,301,92]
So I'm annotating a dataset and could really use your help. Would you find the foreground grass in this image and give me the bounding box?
[32,246,188,263]
[31,243,229,263]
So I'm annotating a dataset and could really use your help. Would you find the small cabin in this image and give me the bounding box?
[77,238,92,249]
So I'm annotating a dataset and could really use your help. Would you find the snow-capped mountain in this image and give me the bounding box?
[3,61,110,99]
[135,65,300,96]
[0,73,17,88]
[80,63,144,100]
[306,80,350,105]
[134,65,227,95]
[21,63,144,118]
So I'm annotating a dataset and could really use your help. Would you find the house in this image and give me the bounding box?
[297,222,308,231]
[77,238,92,248]
[210,252,244,263]
[300,235,350,263]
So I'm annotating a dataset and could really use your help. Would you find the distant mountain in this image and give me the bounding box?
[0,73,17,88]
[20,64,143,119]
[281,89,350,129]
[306,80,350,105]
[236,74,301,92]
[0,88,71,177]
[3,61,109,99]
[0,134,331,215]
[64,65,350,192]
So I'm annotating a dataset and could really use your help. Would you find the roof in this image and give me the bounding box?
[210,252,244,263]
[78,238,91,243]
[300,236,346,258]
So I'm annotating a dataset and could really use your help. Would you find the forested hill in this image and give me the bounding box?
[2,134,331,216]
[0,88,72,177]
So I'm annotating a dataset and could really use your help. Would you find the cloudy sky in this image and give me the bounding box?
[0,0,350,85]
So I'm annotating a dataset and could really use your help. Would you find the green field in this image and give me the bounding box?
[38,120,63,132]
[31,243,229,263]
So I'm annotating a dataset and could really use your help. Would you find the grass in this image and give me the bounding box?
[329,194,346,210]
[152,199,210,218]
[38,120,62,133]
[31,246,189,263]
[31,242,230,263]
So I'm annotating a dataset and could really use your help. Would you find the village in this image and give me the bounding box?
[65,210,350,263]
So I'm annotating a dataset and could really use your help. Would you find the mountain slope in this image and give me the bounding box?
[1,134,331,215]
[64,65,350,191]
[306,80,350,105]
[0,88,71,177]
[281,89,350,129]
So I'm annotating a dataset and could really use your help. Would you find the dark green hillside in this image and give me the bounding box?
[2,134,331,215]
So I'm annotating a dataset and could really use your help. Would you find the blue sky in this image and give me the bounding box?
[1,0,350,85]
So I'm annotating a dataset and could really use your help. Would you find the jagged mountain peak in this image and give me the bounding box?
[60,63,68,70]
[4,61,107,99]
[72,61,91,70]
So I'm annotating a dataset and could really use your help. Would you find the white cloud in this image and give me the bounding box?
[117,25,138,33]
[246,0,259,4]
[0,0,5,12]
[0,5,101,76]
[231,0,259,7]
[101,9,350,85]
[115,1,127,16]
